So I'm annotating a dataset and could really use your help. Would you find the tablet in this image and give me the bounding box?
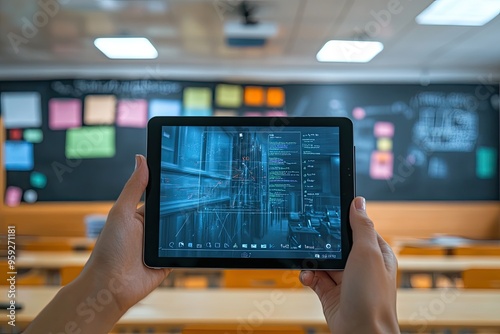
[144,117,355,270]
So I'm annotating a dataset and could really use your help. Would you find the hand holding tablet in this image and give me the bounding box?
[144,117,356,269]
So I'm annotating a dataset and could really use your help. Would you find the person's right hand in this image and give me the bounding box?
[300,197,400,333]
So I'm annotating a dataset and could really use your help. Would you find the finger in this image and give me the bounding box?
[349,197,378,248]
[376,233,398,276]
[327,271,343,286]
[300,271,338,297]
[137,205,145,216]
[114,155,149,214]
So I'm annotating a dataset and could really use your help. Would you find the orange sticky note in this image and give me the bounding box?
[244,86,264,106]
[266,87,285,107]
[84,95,116,125]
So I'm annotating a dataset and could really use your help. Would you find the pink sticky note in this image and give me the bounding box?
[370,151,394,180]
[49,98,82,130]
[374,122,395,138]
[5,186,22,207]
[116,99,148,128]
[245,112,263,117]
[266,110,288,117]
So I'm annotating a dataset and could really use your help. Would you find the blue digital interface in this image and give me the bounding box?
[158,126,342,259]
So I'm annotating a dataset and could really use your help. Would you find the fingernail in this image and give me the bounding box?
[355,197,366,212]
[135,155,142,170]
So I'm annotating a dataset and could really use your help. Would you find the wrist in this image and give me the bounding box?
[63,269,126,331]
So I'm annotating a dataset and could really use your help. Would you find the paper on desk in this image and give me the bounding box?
[65,126,115,159]
[49,98,82,130]
[1,92,42,129]
[4,141,34,171]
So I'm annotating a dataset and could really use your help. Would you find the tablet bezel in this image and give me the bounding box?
[144,117,354,270]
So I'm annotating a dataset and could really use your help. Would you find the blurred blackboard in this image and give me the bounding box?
[0,79,498,202]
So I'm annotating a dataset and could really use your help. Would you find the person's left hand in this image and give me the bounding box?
[76,154,171,313]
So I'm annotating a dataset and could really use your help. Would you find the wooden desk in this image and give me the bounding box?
[16,251,91,270]
[397,256,500,272]
[2,287,500,332]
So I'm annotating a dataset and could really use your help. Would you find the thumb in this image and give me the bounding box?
[349,197,378,247]
[114,155,149,213]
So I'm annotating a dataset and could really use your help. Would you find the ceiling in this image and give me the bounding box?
[0,0,499,82]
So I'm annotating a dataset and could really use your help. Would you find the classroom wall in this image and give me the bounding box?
[1,202,498,240]
[1,80,498,241]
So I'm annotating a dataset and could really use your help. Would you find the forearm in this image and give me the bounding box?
[24,273,124,334]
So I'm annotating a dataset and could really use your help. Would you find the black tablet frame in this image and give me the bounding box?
[144,117,355,270]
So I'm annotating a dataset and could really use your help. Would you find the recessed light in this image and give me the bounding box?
[94,37,158,59]
[416,0,500,26]
[316,40,384,63]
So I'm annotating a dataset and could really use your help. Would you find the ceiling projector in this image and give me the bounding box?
[224,20,278,47]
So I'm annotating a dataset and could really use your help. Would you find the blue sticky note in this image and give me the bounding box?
[183,108,212,116]
[149,100,181,118]
[4,141,34,171]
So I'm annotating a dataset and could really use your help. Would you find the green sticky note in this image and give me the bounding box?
[24,129,43,143]
[476,147,497,179]
[184,87,212,109]
[31,171,47,189]
[216,84,243,108]
[66,126,115,159]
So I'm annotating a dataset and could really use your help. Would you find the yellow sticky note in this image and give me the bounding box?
[216,84,243,108]
[377,138,392,151]
[84,95,116,125]
[184,87,212,109]
[215,110,238,117]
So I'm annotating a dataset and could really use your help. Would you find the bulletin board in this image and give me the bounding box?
[0,79,498,205]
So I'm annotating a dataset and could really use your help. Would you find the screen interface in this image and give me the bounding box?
[158,126,342,260]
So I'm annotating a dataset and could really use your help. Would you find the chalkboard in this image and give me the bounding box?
[1,79,498,203]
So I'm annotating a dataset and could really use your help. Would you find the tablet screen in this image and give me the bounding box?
[157,125,343,260]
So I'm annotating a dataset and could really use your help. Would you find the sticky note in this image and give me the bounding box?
[266,110,287,117]
[84,95,116,125]
[352,107,366,120]
[5,187,22,207]
[149,99,181,118]
[374,122,395,138]
[9,129,23,140]
[377,138,392,151]
[24,129,43,143]
[214,110,238,117]
[1,92,42,129]
[31,172,47,189]
[184,108,212,116]
[116,99,148,128]
[369,151,393,180]
[477,147,497,179]
[49,98,82,130]
[184,87,212,109]
[66,126,115,159]
[216,84,243,108]
[4,141,34,171]
[244,86,264,106]
[24,189,38,204]
[244,111,263,117]
[266,87,285,108]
